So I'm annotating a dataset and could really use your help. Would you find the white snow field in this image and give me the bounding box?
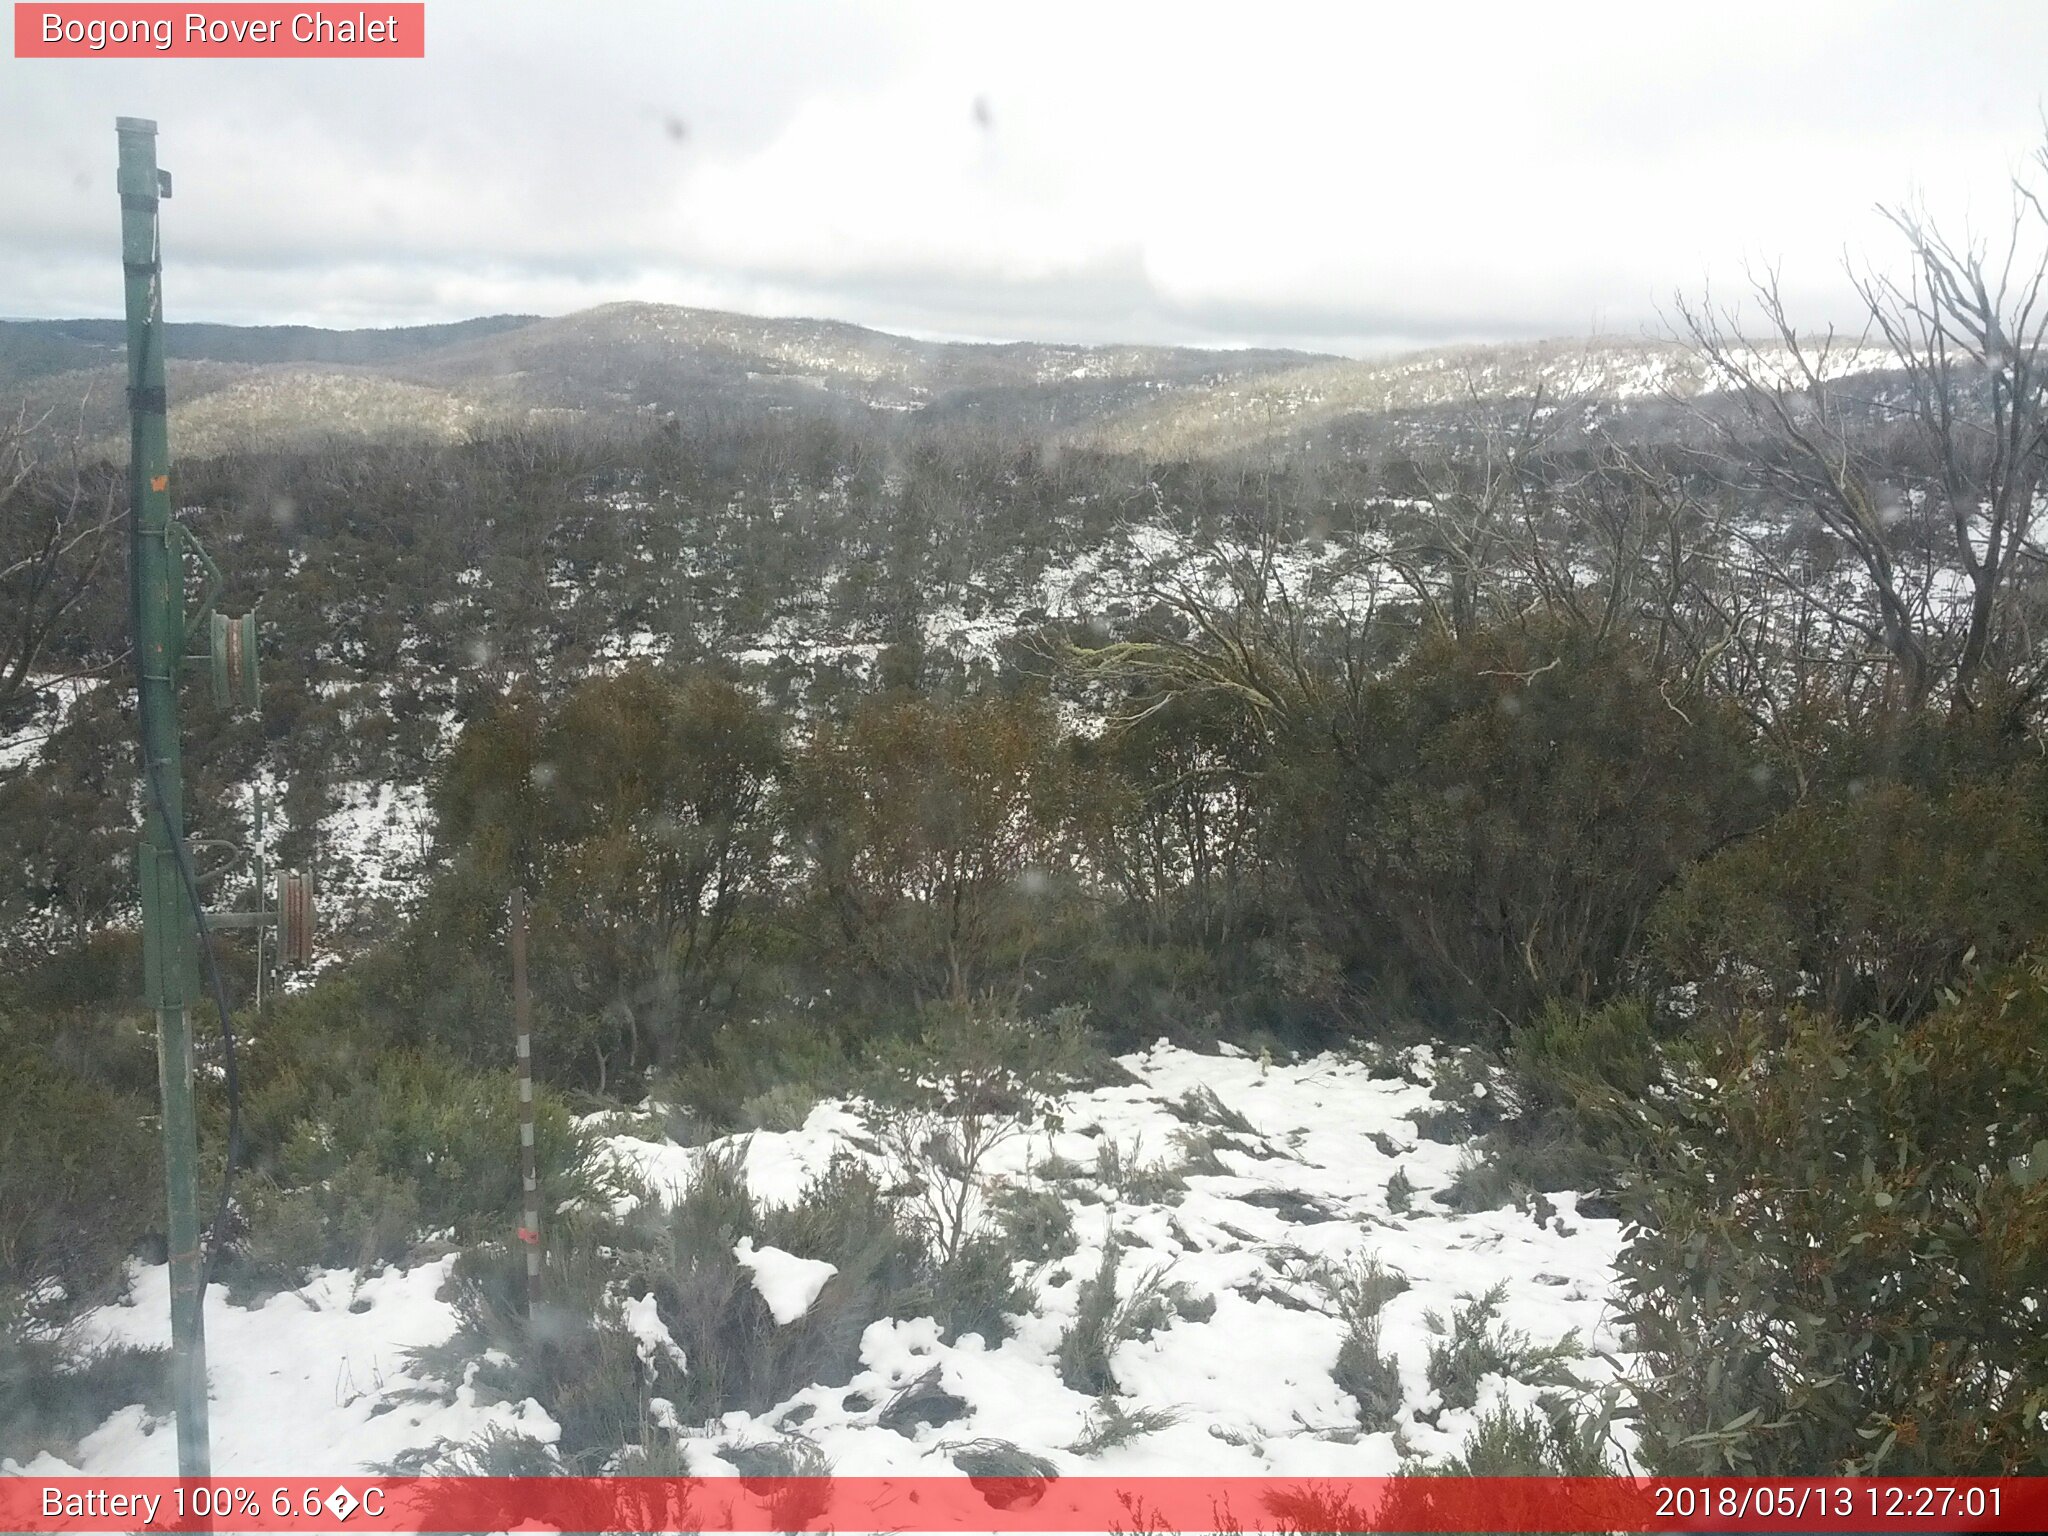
[9,1042,1635,1480]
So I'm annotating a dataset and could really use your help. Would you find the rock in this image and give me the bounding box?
[877,1364,968,1436]
[943,1438,1057,1510]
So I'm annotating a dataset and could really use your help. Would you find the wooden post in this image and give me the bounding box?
[511,887,540,1315]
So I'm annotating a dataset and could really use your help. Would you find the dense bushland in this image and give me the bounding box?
[7,152,2048,1471]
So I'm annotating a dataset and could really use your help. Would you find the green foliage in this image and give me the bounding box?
[236,1158,425,1289]
[990,1182,1079,1263]
[432,665,784,1087]
[789,689,1083,1002]
[0,1331,169,1468]
[0,1031,159,1307]
[1425,998,1659,1213]
[1322,1255,1410,1432]
[1651,771,2048,1022]
[233,1021,608,1288]
[1616,959,2048,1474]
[1509,995,1657,1113]
[863,1000,1098,1117]
[929,1232,1032,1347]
[1274,623,1765,1018]
[1067,688,1266,949]
[1057,1239,1127,1396]
[1435,1398,1614,1473]
[1424,1284,1583,1413]
[656,1007,855,1137]
[1379,1396,1619,1533]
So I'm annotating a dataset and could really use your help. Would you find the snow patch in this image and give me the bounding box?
[733,1238,837,1325]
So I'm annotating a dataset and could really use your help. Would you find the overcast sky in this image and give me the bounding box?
[3,1,2046,356]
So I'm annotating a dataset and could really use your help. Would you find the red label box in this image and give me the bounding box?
[14,4,424,57]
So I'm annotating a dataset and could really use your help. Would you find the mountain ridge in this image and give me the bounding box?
[0,302,1892,458]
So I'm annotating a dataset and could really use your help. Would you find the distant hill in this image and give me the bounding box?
[0,303,1898,459]
[0,314,541,386]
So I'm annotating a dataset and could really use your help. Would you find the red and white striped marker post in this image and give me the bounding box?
[510,887,540,1316]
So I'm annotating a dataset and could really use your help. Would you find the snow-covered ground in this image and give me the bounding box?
[11,1042,1633,1480]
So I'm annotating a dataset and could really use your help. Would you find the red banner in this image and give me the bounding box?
[1,1476,2039,1532]
[13,4,424,57]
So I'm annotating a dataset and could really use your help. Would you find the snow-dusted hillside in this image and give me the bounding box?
[9,1042,1634,1481]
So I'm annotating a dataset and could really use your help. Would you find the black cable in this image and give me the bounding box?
[129,230,243,1299]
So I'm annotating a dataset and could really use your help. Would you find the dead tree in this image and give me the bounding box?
[1674,140,2048,717]
[0,401,121,725]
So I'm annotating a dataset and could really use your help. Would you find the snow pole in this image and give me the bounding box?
[512,888,541,1314]
[117,114,213,1482]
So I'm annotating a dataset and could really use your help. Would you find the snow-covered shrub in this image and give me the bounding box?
[1092,1137,1187,1205]
[0,1332,168,1469]
[990,1183,1077,1263]
[1066,1398,1181,1455]
[1055,1239,1126,1396]
[1424,1283,1583,1413]
[1385,1167,1415,1213]
[1322,1254,1408,1432]
[1055,1237,1178,1398]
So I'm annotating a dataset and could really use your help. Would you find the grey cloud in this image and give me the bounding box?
[2,1,2044,354]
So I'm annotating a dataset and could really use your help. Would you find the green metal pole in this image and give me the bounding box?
[118,114,212,1480]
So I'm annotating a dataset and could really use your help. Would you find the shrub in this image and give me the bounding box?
[1066,1399,1182,1455]
[0,1038,159,1308]
[1385,1168,1415,1214]
[1508,996,1657,1115]
[928,1232,1032,1347]
[1321,1255,1409,1434]
[657,1007,854,1135]
[1273,623,1764,1018]
[1334,1318,1404,1434]
[1053,1239,1177,1395]
[236,1157,424,1289]
[432,667,785,1087]
[1434,1149,1522,1214]
[1408,1048,1508,1144]
[990,1183,1078,1263]
[1650,773,2048,1023]
[1093,1138,1187,1205]
[1378,1397,1619,1532]
[1436,1398,1615,1474]
[1615,959,2048,1473]
[237,1044,607,1273]
[1166,1086,1257,1136]
[1430,997,1661,1213]
[0,1331,169,1467]
[1424,1284,1582,1413]
[788,689,1083,1002]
